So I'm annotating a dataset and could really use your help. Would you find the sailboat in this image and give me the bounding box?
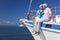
[19,0,60,40]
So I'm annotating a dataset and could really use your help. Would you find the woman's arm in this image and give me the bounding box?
[35,10,39,17]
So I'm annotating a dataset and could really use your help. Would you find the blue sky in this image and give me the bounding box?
[0,0,60,25]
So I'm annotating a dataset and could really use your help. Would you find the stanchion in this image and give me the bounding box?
[39,23,46,40]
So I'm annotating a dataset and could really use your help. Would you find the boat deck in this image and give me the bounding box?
[26,25,60,40]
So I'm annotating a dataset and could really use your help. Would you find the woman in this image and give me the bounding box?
[32,4,44,35]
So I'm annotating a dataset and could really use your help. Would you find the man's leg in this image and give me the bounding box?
[36,18,49,32]
[35,18,49,35]
[39,18,49,22]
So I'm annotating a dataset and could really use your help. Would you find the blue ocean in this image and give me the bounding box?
[0,25,34,40]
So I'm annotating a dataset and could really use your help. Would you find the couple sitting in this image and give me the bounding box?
[32,3,52,36]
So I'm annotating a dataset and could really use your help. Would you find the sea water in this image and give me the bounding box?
[0,25,34,40]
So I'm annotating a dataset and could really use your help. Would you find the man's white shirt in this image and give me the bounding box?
[43,7,52,19]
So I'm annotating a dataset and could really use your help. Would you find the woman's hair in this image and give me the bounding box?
[39,4,43,7]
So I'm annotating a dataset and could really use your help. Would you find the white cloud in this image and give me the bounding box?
[0,20,18,25]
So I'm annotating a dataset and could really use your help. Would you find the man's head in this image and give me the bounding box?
[43,3,48,9]
[39,4,43,10]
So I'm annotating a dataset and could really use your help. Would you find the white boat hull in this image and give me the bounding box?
[19,19,60,40]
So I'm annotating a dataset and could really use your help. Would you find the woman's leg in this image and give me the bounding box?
[32,16,35,33]
[32,16,39,34]
[32,16,35,23]
[36,22,40,32]
[33,17,41,35]
[34,21,41,36]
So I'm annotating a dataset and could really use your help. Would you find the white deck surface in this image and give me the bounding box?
[26,26,60,40]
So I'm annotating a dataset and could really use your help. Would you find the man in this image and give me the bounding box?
[32,4,44,35]
[34,3,52,36]
[43,3,52,20]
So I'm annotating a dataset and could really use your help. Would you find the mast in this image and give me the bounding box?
[26,0,33,20]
